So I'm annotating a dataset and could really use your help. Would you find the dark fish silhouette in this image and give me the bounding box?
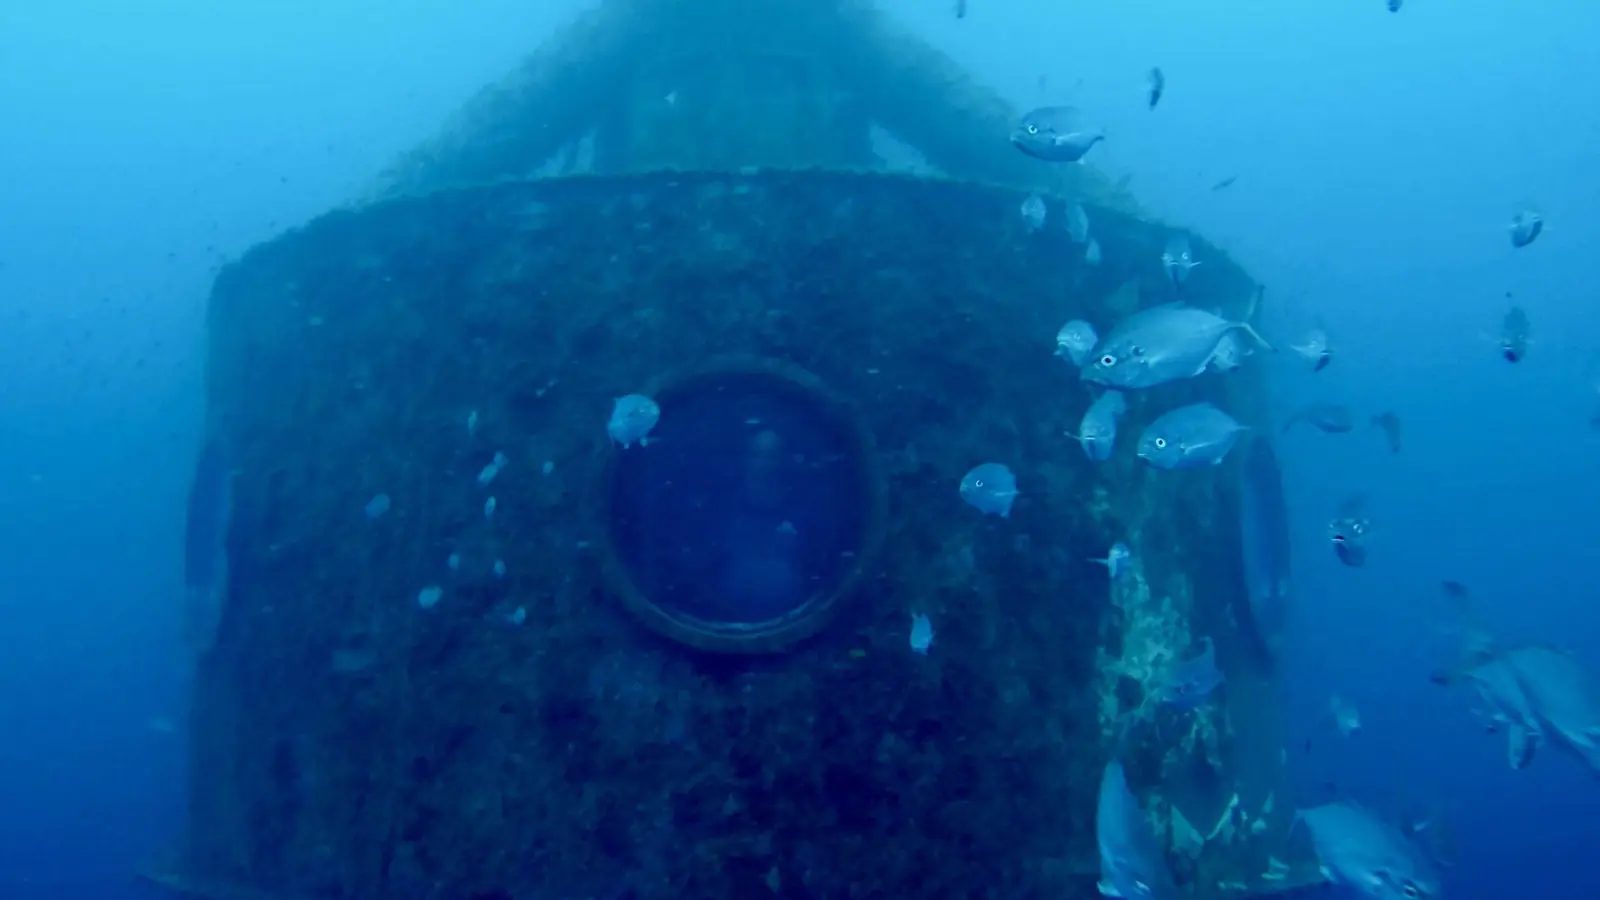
[1283,402,1355,434]
[1211,175,1238,191]
[1500,306,1531,362]
[1147,67,1165,110]
[1387,0,1403,11]
[955,0,966,18]
[1371,411,1402,453]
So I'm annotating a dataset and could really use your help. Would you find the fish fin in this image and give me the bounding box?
[1088,556,1110,568]
[1233,322,1276,352]
[1097,880,1122,897]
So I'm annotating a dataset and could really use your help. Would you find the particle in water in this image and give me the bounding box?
[493,559,507,578]
[484,496,497,519]
[447,553,460,571]
[507,606,526,626]
[417,585,443,609]
[478,451,508,485]
[467,410,479,436]
[541,460,554,476]
[364,493,391,519]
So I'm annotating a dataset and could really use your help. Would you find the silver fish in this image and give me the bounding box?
[1096,761,1178,900]
[1085,237,1102,266]
[1089,541,1132,580]
[1328,493,1370,568]
[1055,319,1099,367]
[1330,696,1362,736]
[1020,192,1047,231]
[185,437,236,655]
[1011,106,1106,163]
[1297,802,1441,900]
[1069,390,1127,462]
[1432,581,1546,769]
[1161,637,1223,708]
[1205,330,1250,373]
[1160,233,1202,286]
[1508,209,1542,248]
[1500,306,1531,362]
[1136,402,1247,469]
[1239,437,1291,659]
[1290,329,1332,371]
[1082,303,1272,390]
[608,393,660,448]
[1283,402,1355,434]
[959,462,1018,517]
[1066,202,1091,244]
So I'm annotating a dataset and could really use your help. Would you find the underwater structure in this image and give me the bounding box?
[160,2,1320,898]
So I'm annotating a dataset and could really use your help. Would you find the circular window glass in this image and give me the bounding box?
[603,362,881,653]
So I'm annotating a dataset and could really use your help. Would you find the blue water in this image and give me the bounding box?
[3,0,1599,896]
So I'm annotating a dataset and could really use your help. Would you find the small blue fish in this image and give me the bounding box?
[1020,192,1047,231]
[1069,390,1127,462]
[1096,761,1178,900]
[1011,106,1105,163]
[1136,402,1247,469]
[1161,637,1223,708]
[1085,238,1102,266]
[1089,541,1132,579]
[909,612,935,653]
[607,393,660,448]
[959,462,1018,517]
[1297,802,1441,900]
[1066,202,1091,244]
[1161,233,1202,286]
[1509,209,1542,248]
[1055,319,1099,367]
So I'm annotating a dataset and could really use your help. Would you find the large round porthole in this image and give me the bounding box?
[600,359,884,654]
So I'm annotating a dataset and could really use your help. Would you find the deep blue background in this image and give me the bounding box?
[3,1,1597,896]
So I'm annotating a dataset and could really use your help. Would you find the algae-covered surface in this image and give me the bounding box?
[183,169,1295,900]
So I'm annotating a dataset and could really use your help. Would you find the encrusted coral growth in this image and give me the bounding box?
[184,170,1281,900]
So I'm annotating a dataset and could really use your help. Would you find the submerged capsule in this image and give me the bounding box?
[959,462,1019,517]
[607,393,660,448]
